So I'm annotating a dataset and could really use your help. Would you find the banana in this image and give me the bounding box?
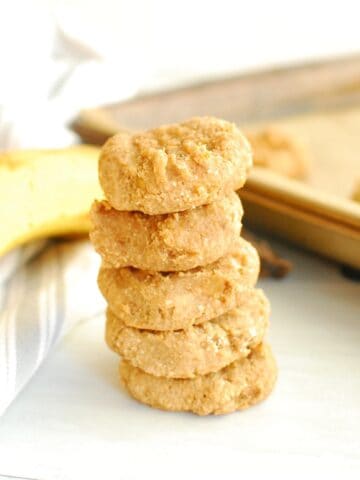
[0,145,102,255]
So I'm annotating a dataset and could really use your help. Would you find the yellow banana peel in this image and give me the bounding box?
[0,145,102,256]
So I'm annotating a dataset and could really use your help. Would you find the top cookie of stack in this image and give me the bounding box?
[98,116,252,215]
[91,117,252,272]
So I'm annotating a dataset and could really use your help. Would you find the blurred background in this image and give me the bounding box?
[1,0,360,149]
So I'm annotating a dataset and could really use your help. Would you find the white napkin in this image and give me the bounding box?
[0,240,106,416]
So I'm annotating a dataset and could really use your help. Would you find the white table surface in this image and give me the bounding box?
[0,240,359,480]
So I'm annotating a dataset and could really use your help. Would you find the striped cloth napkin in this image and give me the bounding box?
[0,239,105,416]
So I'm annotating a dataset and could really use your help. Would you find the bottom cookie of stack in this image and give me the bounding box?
[120,343,277,416]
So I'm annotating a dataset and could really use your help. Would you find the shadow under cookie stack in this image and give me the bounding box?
[90,117,277,415]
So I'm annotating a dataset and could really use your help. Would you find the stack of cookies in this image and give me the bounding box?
[90,117,277,415]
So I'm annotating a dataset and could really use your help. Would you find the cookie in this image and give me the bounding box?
[120,343,276,415]
[245,126,309,179]
[352,181,360,202]
[106,288,269,378]
[90,192,243,271]
[98,237,259,331]
[99,117,252,214]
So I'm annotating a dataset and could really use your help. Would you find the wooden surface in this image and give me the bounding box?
[70,55,360,268]
[71,54,360,144]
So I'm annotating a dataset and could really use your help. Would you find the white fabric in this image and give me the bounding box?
[0,240,105,416]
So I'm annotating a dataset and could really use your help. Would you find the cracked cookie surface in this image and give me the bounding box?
[99,117,252,214]
[90,192,242,271]
[120,343,277,415]
[106,289,269,378]
[98,237,259,331]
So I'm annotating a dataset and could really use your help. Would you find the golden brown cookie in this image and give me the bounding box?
[120,343,277,415]
[98,237,259,331]
[106,289,269,378]
[352,181,360,202]
[246,126,309,179]
[99,117,252,214]
[90,192,243,271]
